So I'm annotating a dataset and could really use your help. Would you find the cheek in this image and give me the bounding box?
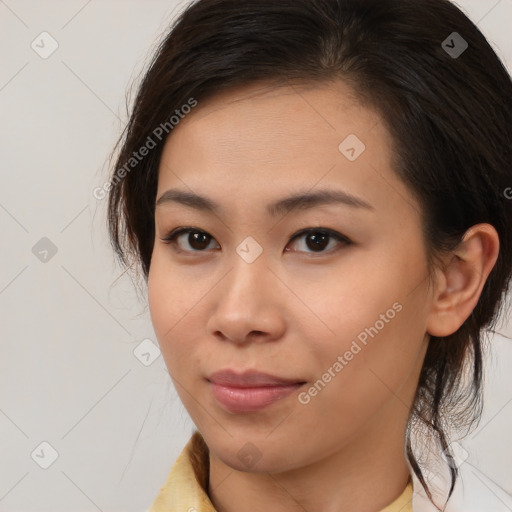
[300,244,429,402]
[147,254,195,371]
[297,302,427,440]
[306,241,426,347]
[148,272,208,431]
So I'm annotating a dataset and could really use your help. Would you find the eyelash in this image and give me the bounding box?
[159,226,352,255]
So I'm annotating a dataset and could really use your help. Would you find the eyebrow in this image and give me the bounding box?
[155,188,374,216]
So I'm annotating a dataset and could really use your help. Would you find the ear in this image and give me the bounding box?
[426,224,500,337]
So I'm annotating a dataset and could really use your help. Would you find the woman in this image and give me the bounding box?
[106,0,512,510]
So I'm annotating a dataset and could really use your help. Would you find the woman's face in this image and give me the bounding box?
[148,81,432,472]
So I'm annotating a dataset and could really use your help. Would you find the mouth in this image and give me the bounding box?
[207,369,306,413]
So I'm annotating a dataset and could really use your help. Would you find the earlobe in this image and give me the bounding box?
[426,224,500,338]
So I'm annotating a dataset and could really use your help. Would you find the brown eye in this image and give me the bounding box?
[305,232,329,251]
[160,228,219,252]
[186,231,212,250]
[287,228,351,254]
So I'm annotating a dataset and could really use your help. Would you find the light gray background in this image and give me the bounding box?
[0,1,511,511]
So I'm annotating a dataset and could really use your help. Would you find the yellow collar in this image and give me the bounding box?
[148,431,413,512]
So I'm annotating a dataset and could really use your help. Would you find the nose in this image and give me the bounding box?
[206,257,287,345]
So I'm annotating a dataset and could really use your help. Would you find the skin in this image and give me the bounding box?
[147,80,499,512]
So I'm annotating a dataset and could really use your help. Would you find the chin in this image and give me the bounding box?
[208,434,303,474]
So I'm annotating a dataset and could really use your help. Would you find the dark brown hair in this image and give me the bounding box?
[106,0,512,507]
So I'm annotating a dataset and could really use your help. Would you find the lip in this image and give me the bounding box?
[207,369,305,413]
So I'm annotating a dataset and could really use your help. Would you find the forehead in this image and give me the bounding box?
[156,80,413,219]
[165,80,379,153]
